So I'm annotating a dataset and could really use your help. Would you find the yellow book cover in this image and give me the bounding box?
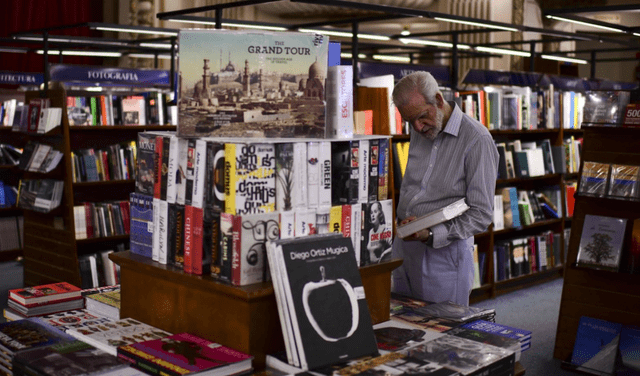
[329,205,342,234]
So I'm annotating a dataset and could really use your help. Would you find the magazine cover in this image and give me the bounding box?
[274,235,379,370]
[136,133,156,196]
[178,29,329,138]
[576,214,627,272]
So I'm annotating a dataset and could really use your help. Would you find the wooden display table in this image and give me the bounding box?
[110,251,402,369]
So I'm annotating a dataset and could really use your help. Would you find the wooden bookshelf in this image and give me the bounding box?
[554,126,640,362]
[110,251,402,370]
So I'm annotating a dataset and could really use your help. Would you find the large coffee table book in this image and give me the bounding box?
[267,233,379,370]
[396,199,469,238]
[117,332,253,376]
[178,29,329,139]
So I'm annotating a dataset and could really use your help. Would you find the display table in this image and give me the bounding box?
[110,251,402,369]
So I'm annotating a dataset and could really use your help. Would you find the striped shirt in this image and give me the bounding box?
[396,101,499,249]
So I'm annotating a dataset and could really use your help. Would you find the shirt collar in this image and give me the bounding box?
[442,101,462,137]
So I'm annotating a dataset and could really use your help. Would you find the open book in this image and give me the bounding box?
[396,199,469,238]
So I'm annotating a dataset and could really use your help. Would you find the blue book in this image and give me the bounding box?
[571,316,622,375]
[461,320,532,346]
[616,325,640,375]
[0,317,76,355]
[508,187,521,227]
[0,180,5,207]
[129,192,154,258]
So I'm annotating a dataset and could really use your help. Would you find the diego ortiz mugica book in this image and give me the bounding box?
[269,234,379,370]
[177,29,329,139]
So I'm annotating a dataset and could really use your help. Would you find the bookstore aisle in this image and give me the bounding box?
[471,277,575,376]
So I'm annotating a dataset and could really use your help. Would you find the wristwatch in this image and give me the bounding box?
[423,228,434,246]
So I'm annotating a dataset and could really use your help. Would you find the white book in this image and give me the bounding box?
[152,198,160,261]
[28,144,52,172]
[315,206,330,235]
[493,195,504,231]
[157,200,169,264]
[396,199,470,238]
[293,142,307,210]
[280,211,295,240]
[175,138,189,205]
[295,208,316,238]
[307,141,320,209]
[358,139,369,204]
[325,65,354,139]
[101,250,116,286]
[88,254,99,288]
[525,148,546,177]
[191,139,207,209]
[318,141,332,208]
[351,203,362,266]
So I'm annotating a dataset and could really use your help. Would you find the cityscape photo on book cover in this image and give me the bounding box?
[178,30,329,138]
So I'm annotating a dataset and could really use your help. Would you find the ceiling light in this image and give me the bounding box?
[0,47,27,53]
[546,15,624,33]
[372,55,411,63]
[298,28,390,41]
[129,53,173,59]
[138,42,173,49]
[399,38,471,50]
[433,17,518,32]
[634,33,640,37]
[221,22,287,31]
[340,52,366,59]
[541,54,588,64]
[94,26,178,36]
[475,46,531,57]
[85,87,103,92]
[400,27,411,36]
[36,50,122,57]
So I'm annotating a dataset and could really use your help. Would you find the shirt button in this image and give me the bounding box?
[435,146,438,150]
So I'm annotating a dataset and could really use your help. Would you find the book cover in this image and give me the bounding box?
[272,235,379,370]
[582,91,630,125]
[396,199,469,239]
[461,320,532,345]
[447,326,522,362]
[231,212,281,286]
[12,340,130,376]
[570,316,622,375]
[67,318,172,356]
[0,317,76,355]
[378,138,389,201]
[9,282,81,306]
[576,214,627,272]
[326,65,354,139]
[411,301,495,323]
[319,141,333,208]
[118,332,252,376]
[361,200,393,266]
[331,352,459,376]
[331,141,358,206]
[178,29,328,138]
[129,192,154,258]
[579,161,610,197]
[615,325,640,376]
[373,319,445,353]
[607,164,640,199]
[204,140,225,212]
[225,142,276,215]
[358,139,369,204]
[404,334,515,376]
[295,207,317,238]
[307,141,320,209]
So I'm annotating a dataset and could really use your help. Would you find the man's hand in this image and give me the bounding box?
[398,216,431,242]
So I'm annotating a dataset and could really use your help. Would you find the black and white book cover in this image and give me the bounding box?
[274,234,379,370]
[361,200,393,266]
[331,141,358,206]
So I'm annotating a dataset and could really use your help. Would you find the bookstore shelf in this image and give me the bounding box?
[76,234,130,245]
[110,251,402,370]
[554,126,640,362]
[72,179,136,187]
[493,218,563,236]
[496,173,562,185]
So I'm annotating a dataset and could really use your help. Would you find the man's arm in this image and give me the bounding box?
[430,134,499,249]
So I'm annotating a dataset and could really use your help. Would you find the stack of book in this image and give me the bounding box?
[84,287,121,320]
[461,320,532,354]
[7,282,84,317]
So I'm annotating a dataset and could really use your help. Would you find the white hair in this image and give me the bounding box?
[392,71,441,107]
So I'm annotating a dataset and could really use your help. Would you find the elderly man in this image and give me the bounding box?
[391,71,499,306]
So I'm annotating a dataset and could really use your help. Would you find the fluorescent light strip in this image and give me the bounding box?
[138,42,172,49]
[340,52,366,59]
[298,28,390,41]
[85,87,103,92]
[476,46,531,57]
[372,55,411,63]
[36,50,122,57]
[0,48,27,53]
[15,35,130,47]
[634,33,640,37]
[399,38,471,50]
[95,26,178,36]
[545,15,624,33]
[129,53,173,59]
[222,22,287,31]
[541,54,588,64]
[434,17,518,32]
[400,30,411,36]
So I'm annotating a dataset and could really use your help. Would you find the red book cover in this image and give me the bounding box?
[341,204,352,239]
[566,185,576,217]
[101,150,111,181]
[9,282,81,306]
[528,236,537,273]
[184,205,194,274]
[154,136,163,199]
[191,206,204,275]
[120,201,130,234]
[9,295,83,309]
[118,332,252,375]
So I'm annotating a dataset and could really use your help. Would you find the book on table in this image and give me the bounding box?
[570,316,622,376]
[117,332,253,376]
[85,289,121,320]
[9,281,81,306]
[267,233,379,370]
[396,199,469,238]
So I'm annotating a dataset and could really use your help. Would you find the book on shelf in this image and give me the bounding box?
[130,192,154,258]
[36,107,62,134]
[579,161,610,197]
[331,140,359,206]
[17,179,64,213]
[396,199,469,239]
[177,29,328,139]
[27,98,50,133]
[67,317,172,356]
[361,199,393,266]
[9,282,81,306]
[403,333,515,376]
[85,289,121,321]
[12,339,139,376]
[326,65,354,139]
[623,103,640,127]
[267,234,379,370]
[576,214,627,272]
[582,91,630,126]
[607,164,640,199]
[570,316,622,376]
[117,332,253,376]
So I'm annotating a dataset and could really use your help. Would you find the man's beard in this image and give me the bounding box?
[422,107,444,140]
